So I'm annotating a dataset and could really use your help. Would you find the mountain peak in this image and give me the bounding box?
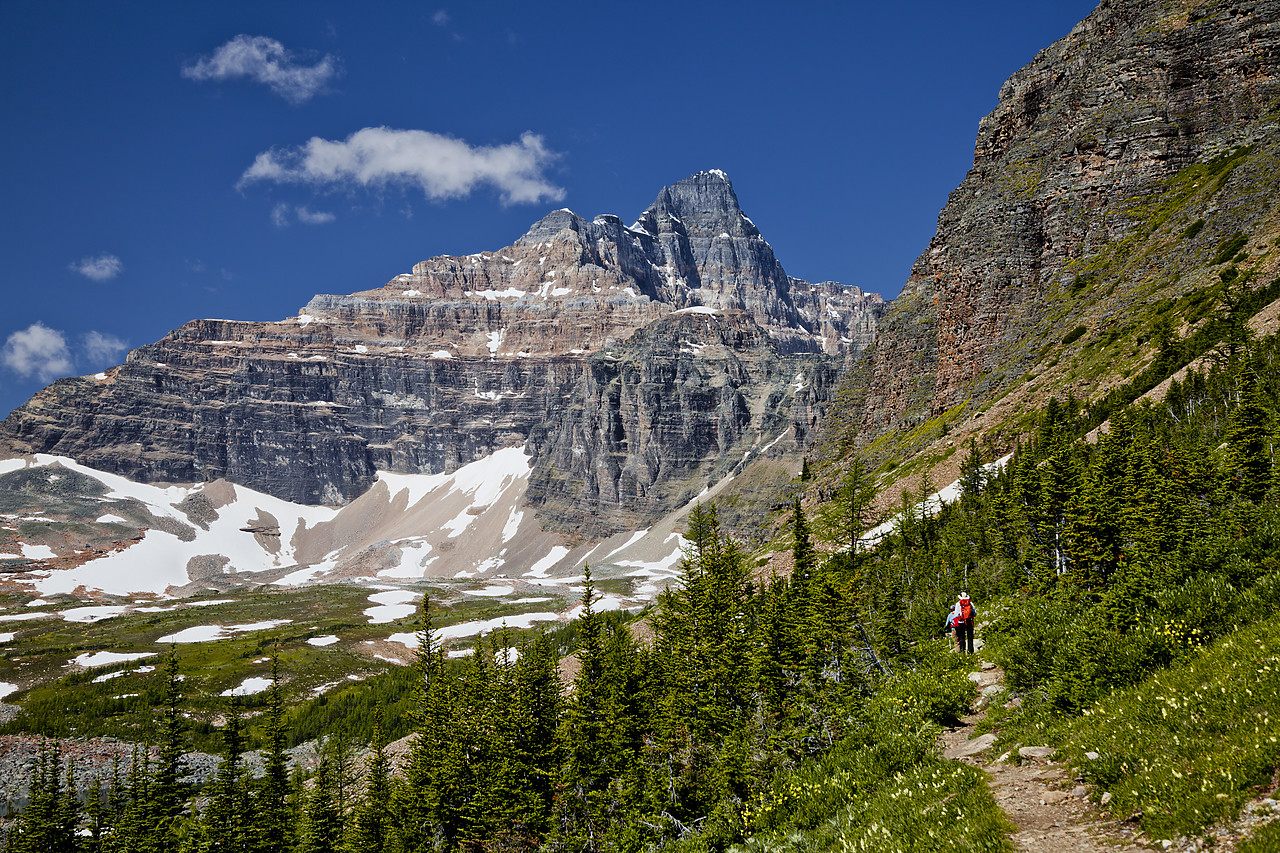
[634,170,760,240]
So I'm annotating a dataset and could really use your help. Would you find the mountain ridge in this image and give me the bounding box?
[0,171,884,541]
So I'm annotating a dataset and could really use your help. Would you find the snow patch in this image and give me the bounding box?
[221,677,273,697]
[158,621,291,643]
[307,635,340,647]
[524,546,570,578]
[72,651,154,668]
[365,589,419,624]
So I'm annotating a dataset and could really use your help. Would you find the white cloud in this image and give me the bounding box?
[270,203,337,227]
[182,35,339,104]
[81,331,128,365]
[432,9,450,25]
[295,206,336,224]
[239,127,564,205]
[69,254,123,281]
[2,323,73,382]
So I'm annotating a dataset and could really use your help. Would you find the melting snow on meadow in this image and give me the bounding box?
[71,651,155,668]
[0,683,17,701]
[365,589,419,624]
[307,635,340,647]
[158,620,291,643]
[221,677,273,697]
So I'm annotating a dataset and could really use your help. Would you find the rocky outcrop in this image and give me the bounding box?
[846,0,1280,441]
[1,172,885,534]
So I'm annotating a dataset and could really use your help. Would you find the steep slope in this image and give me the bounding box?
[1,172,884,537]
[826,0,1280,492]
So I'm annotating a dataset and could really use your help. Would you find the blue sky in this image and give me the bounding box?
[0,1,1098,418]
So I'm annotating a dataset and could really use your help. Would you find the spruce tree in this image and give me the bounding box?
[12,740,78,853]
[348,710,390,853]
[152,650,187,853]
[1226,366,1273,503]
[253,653,294,853]
[298,756,342,853]
[202,709,249,853]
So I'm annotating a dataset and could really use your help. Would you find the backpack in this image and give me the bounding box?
[955,601,973,627]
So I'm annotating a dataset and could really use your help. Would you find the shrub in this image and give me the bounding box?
[1062,325,1088,346]
[1210,233,1248,265]
[1181,218,1206,239]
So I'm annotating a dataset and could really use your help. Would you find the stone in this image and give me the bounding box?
[1071,786,1089,798]
[1041,790,1069,804]
[943,732,997,759]
[1100,792,1113,806]
[1084,751,1100,761]
[1019,746,1056,760]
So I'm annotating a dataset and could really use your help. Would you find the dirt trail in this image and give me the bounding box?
[940,659,1146,852]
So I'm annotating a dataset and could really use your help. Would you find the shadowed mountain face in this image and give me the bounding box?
[1,171,885,535]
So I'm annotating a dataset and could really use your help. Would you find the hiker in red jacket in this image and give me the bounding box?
[951,592,978,654]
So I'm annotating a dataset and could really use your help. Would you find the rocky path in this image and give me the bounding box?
[940,660,1146,852]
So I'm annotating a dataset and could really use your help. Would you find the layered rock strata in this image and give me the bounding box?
[852,0,1280,438]
[2,171,885,533]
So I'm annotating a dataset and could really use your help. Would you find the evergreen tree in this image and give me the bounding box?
[348,710,390,853]
[1226,366,1273,503]
[253,653,294,853]
[152,650,187,853]
[11,740,78,853]
[202,709,250,853]
[817,456,876,553]
[298,756,342,853]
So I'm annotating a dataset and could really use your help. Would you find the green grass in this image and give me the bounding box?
[1241,819,1280,853]
[1056,613,1280,840]
[984,608,1280,842]
[721,649,1009,853]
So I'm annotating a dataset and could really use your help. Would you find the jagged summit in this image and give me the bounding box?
[634,170,761,240]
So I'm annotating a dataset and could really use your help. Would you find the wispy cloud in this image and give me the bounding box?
[2,323,74,382]
[271,203,337,227]
[81,331,128,365]
[239,127,564,205]
[296,206,336,224]
[182,35,339,104]
[432,9,450,26]
[69,253,123,281]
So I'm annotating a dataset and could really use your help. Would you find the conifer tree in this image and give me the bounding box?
[152,650,188,853]
[11,740,78,853]
[298,756,342,853]
[348,710,390,853]
[817,457,876,553]
[253,653,294,853]
[1227,366,1273,503]
[202,709,249,853]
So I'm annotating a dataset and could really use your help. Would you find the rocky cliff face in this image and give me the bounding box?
[844,0,1280,448]
[1,171,885,534]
